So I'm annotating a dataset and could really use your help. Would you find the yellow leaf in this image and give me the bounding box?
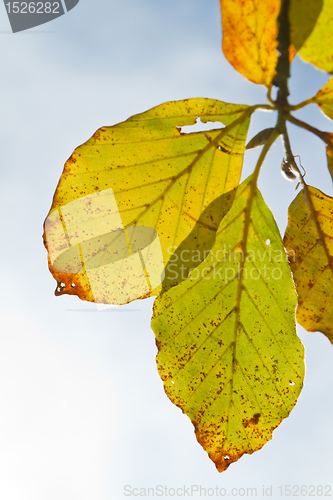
[43,99,252,304]
[327,146,333,180]
[219,0,280,86]
[309,76,333,121]
[296,0,333,73]
[284,186,333,344]
[152,176,304,472]
[289,0,323,51]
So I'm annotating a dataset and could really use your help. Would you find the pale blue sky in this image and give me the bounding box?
[0,1,332,498]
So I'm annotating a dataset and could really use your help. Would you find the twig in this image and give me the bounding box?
[286,113,333,148]
[272,0,291,106]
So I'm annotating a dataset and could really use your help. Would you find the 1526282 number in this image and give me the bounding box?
[5,2,60,14]
[278,485,332,496]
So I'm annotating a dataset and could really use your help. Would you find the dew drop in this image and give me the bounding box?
[281,159,298,181]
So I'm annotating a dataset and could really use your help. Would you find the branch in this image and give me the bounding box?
[288,98,315,111]
[277,116,302,179]
[286,113,333,149]
[272,0,291,106]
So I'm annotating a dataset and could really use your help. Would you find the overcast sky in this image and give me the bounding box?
[0,1,333,499]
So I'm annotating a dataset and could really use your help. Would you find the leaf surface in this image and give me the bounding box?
[246,128,275,150]
[152,176,304,472]
[284,186,333,344]
[294,0,333,73]
[43,99,251,304]
[309,76,333,121]
[327,146,333,181]
[162,188,238,292]
[289,0,323,51]
[219,0,280,86]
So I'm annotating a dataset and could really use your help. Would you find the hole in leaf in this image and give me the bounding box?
[266,239,270,245]
[224,455,230,461]
[55,281,67,295]
[180,117,224,134]
[171,381,175,384]
[289,381,295,386]
[217,145,229,153]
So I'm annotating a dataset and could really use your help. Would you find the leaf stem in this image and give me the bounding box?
[278,115,333,272]
[240,126,280,266]
[288,98,315,111]
[286,113,333,148]
[252,104,275,112]
[231,124,280,453]
[272,0,291,107]
[239,125,280,290]
[277,116,300,176]
[256,105,276,113]
[267,85,275,107]
[252,126,281,185]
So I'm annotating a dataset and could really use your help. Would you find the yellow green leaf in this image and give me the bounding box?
[289,0,323,51]
[284,186,333,344]
[219,0,280,86]
[152,176,304,472]
[295,0,333,73]
[308,76,333,121]
[43,99,251,305]
[162,188,238,292]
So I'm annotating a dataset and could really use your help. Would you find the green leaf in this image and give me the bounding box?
[43,99,251,305]
[293,0,333,73]
[152,176,305,472]
[162,188,238,292]
[284,186,333,345]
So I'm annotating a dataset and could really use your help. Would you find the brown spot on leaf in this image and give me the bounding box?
[243,413,261,428]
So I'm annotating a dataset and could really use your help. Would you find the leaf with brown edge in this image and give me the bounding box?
[219,0,280,86]
[43,99,252,305]
[152,175,304,472]
[284,186,333,345]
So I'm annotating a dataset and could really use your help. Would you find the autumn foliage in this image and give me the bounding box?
[44,0,333,471]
